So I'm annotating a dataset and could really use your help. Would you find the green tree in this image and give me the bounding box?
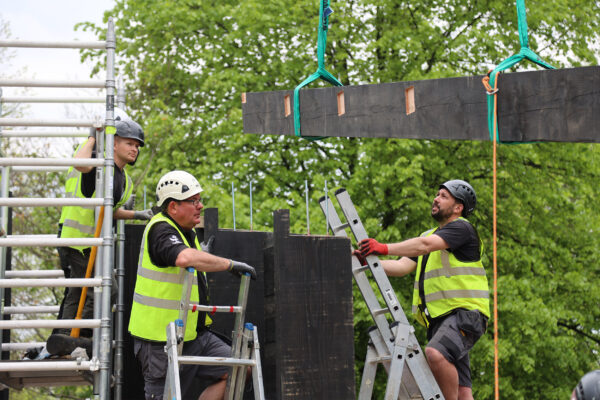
[79,1,600,398]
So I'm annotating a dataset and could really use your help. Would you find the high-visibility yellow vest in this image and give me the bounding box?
[412,219,490,327]
[128,212,210,342]
[59,140,132,251]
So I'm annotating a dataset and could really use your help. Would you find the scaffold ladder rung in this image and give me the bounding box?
[0,39,106,49]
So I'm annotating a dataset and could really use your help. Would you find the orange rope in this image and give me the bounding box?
[71,206,105,338]
[483,71,500,400]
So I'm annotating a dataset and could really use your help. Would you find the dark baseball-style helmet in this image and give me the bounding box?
[440,179,477,217]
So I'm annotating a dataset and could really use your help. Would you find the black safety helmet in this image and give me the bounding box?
[439,179,477,217]
[573,370,600,400]
[115,119,144,166]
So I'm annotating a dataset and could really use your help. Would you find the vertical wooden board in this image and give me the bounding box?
[272,210,354,400]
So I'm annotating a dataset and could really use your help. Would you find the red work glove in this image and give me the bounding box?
[358,238,388,256]
[352,250,367,266]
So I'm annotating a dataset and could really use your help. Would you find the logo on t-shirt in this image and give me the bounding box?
[169,235,182,245]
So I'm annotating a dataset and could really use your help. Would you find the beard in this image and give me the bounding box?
[431,203,454,222]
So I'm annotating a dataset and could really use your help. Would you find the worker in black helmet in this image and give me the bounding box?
[46,109,154,358]
[571,370,600,400]
[357,179,489,400]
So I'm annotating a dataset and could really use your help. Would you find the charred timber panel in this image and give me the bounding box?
[242,66,600,143]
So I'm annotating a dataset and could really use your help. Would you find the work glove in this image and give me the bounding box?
[228,260,257,280]
[358,238,388,256]
[352,249,368,266]
[88,127,101,140]
[133,209,154,220]
[122,195,135,211]
[200,235,215,253]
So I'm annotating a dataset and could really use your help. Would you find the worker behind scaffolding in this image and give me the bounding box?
[42,109,153,358]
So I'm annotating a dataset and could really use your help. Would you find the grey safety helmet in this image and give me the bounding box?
[115,119,144,166]
[439,179,477,217]
[573,370,600,400]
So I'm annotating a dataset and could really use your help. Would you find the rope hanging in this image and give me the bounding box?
[293,0,343,141]
[481,2,556,399]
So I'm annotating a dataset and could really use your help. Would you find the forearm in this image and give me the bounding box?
[74,138,95,173]
[175,248,231,273]
[382,257,417,277]
[386,237,431,257]
[113,208,134,220]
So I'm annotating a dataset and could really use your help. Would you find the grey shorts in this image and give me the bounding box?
[133,330,231,400]
[426,309,487,388]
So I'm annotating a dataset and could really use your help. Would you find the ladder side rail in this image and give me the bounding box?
[0,39,106,49]
[334,189,411,325]
[164,322,183,400]
[231,325,252,399]
[114,219,126,400]
[358,343,379,400]
[318,196,396,346]
[99,17,117,398]
[249,324,266,400]
[177,267,196,354]
[225,273,251,400]
[382,324,412,400]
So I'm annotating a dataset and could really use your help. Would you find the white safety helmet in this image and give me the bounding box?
[155,170,203,207]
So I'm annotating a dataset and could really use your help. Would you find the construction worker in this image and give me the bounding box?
[571,370,600,400]
[357,179,489,400]
[128,170,257,400]
[46,113,152,356]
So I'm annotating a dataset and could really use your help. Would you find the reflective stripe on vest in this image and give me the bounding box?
[411,219,490,327]
[59,140,133,251]
[128,213,203,342]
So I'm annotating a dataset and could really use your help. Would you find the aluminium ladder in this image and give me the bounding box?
[319,188,444,400]
[163,268,265,400]
[0,19,121,399]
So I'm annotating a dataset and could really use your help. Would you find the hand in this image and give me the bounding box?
[358,238,388,256]
[200,235,215,253]
[228,260,257,280]
[88,127,100,140]
[352,249,367,266]
[122,195,135,211]
[133,209,154,220]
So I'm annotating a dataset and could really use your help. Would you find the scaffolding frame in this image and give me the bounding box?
[0,19,120,399]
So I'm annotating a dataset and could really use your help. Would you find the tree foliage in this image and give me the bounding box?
[77,0,600,398]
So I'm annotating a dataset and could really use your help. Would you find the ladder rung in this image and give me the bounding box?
[0,130,88,138]
[0,342,46,351]
[11,166,70,172]
[178,356,256,367]
[0,198,103,207]
[353,264,370,273]
[3,306,60,314]
[188,304,243,313]
[0,79,105,89]
[0,359,99,372]
[0,118,101,128]
[0,318,101,330]
[0,158,104,167]
[0,237,102,247]
[6,270,64,278]
[0,39,106,49]
[331,222,349,233]
[371,308,390,317]
[1,96,104,104]
[0,278,102,288]
[366,355,392,363]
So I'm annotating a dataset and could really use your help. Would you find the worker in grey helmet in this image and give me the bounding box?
[129,170,256,400]
[571,370,600,400]
[357,179,489,400]
[47,110,153,357]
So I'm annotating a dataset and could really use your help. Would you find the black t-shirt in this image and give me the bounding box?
[146,213,210,315]
[409,219,480,263]
[81,164,125,204]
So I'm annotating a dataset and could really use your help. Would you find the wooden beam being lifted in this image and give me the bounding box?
[242,66,600,143]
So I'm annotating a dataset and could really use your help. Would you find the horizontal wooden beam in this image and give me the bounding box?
[242,66,600,143]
